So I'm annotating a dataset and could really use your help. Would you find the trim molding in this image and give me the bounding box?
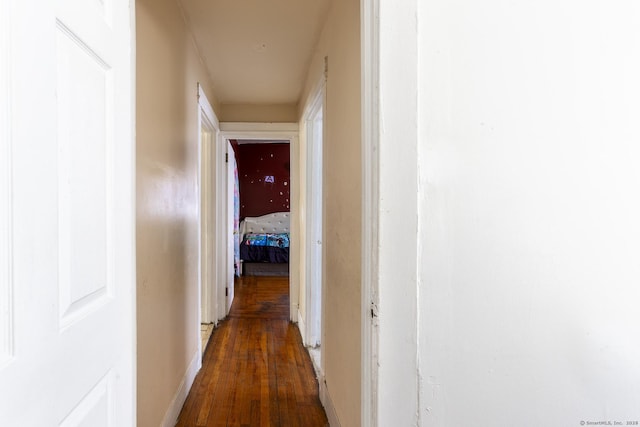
[303,74,325,349]
[297,309,306,344]
[160,349,201,427]
[198,81,220,327]
[361,0,379,425]
[219,123,300,322]
[198,83,219,129]
[301,70,326,122]
[0,0,14,366]
[319,379,341,427]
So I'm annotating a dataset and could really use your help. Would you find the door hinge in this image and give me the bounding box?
[225,287,228,296]
[225,153,228,163]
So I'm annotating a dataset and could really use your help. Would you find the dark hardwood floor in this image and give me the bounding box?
[176,276,328,427]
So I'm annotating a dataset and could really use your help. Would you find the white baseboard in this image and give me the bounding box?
[161,349,201,427]
[319,379,341,427]
[297,309,306,344]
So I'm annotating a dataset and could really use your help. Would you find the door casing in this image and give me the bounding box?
[218,123,299,322]
[197,83,220,328]
[302,77,326,354]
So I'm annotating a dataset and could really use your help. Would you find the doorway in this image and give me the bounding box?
[217,123,299,322]
[303,80,325,374]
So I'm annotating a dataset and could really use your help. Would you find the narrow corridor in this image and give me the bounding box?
[176,276,328,427]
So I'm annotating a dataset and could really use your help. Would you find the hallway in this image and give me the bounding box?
[134,0,362,424]
[176,276,328,427]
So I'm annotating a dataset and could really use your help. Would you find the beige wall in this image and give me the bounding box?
[298,0,361,425]
[136,0,218,425]
[219,103,297,122]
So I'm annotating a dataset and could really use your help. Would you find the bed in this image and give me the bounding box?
[239,212,290,276]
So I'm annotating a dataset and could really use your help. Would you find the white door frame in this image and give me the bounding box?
[362,0,421,425]
[0,0,13,370]
[362,0,380,425]
[303,79,325,350]
[197,83,220,330]
[218,122,299,322]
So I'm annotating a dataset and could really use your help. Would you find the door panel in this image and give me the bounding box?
[0,0,134,425]
[215,136,230,320]
[56,18,113,328]
[58,373,114,427]
[226,143,236,313]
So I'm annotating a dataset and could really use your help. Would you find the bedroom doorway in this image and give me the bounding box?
[232,141,290,277]
[218,123,299,322]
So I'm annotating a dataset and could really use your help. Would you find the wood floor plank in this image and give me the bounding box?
[176,276,328,427]
[195,323,235,426]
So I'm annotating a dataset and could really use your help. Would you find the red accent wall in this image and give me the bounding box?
[236,143,290,220]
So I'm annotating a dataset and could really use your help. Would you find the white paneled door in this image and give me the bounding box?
[0,0,135,425]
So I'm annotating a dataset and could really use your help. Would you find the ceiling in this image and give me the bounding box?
[179,0,331,106]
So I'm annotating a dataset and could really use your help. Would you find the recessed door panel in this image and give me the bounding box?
[59,373,114,427]
[56,23,114,328]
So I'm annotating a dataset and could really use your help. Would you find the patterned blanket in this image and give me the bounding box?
[243,233,290,249]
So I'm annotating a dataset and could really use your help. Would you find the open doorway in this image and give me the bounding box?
[233,140,290,278]
[303,79,325,374]
[200,121,299,335]
[217,123,300,322]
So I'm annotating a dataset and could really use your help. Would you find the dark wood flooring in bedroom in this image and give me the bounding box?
[176,276,328,427]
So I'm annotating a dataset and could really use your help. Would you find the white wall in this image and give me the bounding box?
[379,0,640,425]
[136,0,219,425]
